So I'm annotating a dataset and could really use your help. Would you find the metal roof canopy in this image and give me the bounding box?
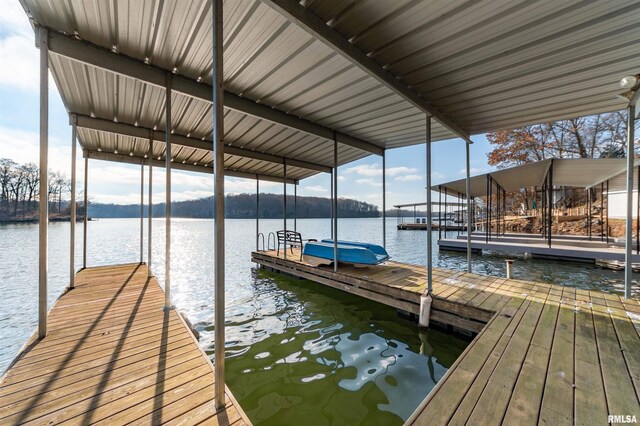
[19,0,638,181]
[432,158,632,198]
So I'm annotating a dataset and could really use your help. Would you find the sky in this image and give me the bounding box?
[0,0,495,209]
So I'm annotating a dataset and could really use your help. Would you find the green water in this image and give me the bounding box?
[222,270,467,425]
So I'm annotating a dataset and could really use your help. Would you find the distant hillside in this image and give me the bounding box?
[88,193,379,219]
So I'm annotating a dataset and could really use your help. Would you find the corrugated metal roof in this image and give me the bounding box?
[306,0,638,133]
[19,0,639,180]
[433,158,629,197]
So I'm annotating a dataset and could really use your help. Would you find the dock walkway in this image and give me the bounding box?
[0,264,249,425]
[252,249,640,424]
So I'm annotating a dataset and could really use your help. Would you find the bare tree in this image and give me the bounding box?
[0,158,17,211]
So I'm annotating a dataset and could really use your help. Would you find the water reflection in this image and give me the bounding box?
[220,269,467,425]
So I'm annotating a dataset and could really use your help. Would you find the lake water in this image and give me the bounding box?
[1,217,637,424]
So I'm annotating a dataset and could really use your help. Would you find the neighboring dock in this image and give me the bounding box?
[397,223,466,231]
[252,249,640,424]
[0,264,249,425]
[439,236,640,263]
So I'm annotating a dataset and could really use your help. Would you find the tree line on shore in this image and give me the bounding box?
[0,158,75,219]
[90,193,380,219]
[485,111,635,214]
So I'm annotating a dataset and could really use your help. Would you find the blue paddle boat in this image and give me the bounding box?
[302,239,389,267]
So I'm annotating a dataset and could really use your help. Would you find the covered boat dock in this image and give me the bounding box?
[3,0,640,424]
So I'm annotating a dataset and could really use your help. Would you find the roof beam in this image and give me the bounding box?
[45,28,383,156]
[83,149,298,184]
[261,0,471,143]
[73,114,332,173]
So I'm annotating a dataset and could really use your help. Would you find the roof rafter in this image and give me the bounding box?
[83,149,298,184]
[73,114,332,173]
[44,28,383,156]
[261,0,471,143]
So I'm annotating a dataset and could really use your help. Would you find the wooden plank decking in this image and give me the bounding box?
[252,249,640,425]
[0,264,250,426]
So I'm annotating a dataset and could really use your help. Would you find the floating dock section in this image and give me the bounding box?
[252,249,640,424]
[439,236,640,263]
[0,264,249,425]
[397,223,466,231]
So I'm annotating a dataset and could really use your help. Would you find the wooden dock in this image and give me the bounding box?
[0,264,249,425]
[252,249,640,424]
[439,237,640,263]
[397,223,466,231]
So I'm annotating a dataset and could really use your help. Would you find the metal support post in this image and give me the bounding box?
[294,180,297,233]
[548,161,553,248]
[439,186,442,240]
[333,134,338,273]
[382,150,386,249]
[444,187,448,236]
[488,177,492,241]
[465,142,472,273]
[625,103,636,299]
[83,157,88,268]
[420,115,433,329]
[148,138,153,277]
[601,182,604,242]
[330,169,334,239]
[38,26,49,339]
[283,160,287,260]
[212,0,226,407]
[426,116,433,295]
[606,180,610,244]
[256,176,260,251]
[588,188,592,240]
[70,118,77,288]
[636,167,640,255]
[164,74,172,310]
[140,163,144,264]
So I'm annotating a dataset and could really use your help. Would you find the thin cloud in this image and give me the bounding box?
[356,178,382,187]
[459,167,486,175]
[305,185,328,193]
[395,174,422,182]
[345,163,417,177]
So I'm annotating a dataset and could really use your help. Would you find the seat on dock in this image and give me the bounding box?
[277,230,314,261]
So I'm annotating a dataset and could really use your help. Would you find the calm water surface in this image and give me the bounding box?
[1,217,637,424]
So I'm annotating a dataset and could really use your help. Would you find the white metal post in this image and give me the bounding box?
[38,27,49,339]
[83,156,88,269]
[284,160,287,259]
[256,176,260,251]
[625,103,636,299]
[420,115,433,328]
[382,150,386,249]
[330,169,334,239]
[140,163,144,264]
[164,74,172,310]
[212,0,226,409]
[426,117,433,295]
[466,141,472,273]
[70,117,77,289]
[148,137,153,277]
[333,135,338,273]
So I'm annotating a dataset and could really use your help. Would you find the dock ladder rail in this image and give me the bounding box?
[267,232,276,251]
[257,232,266,251]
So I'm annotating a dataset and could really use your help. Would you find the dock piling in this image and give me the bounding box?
[212,0,226,408]
[164,73,172,310]
[70,116,77,288]
[38,26,49,339]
